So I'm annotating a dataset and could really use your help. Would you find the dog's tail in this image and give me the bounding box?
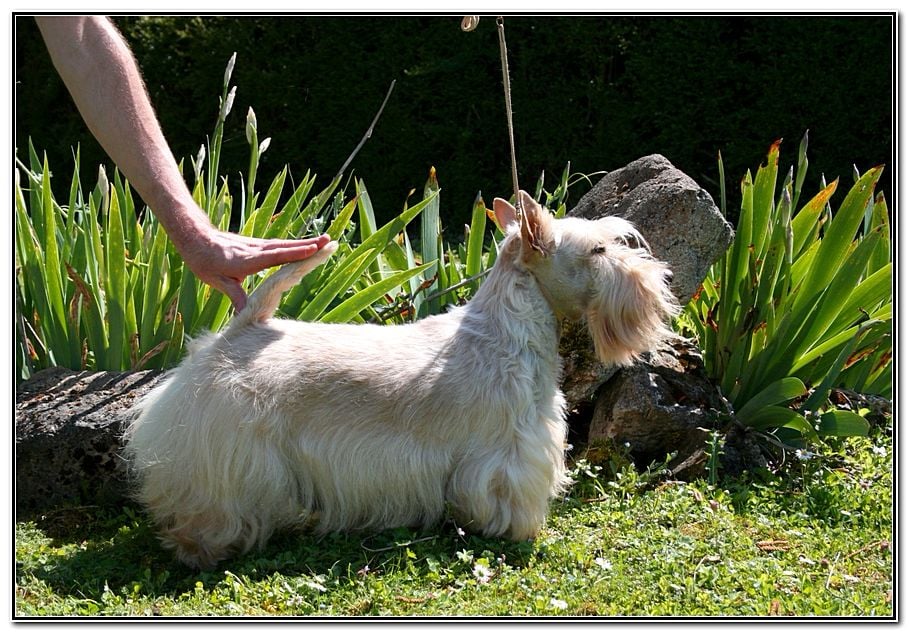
[227,241,339,332]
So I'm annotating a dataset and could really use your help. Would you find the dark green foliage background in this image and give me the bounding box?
[16,14,892,228]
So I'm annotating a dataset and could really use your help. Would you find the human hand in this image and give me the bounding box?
[180,224,332,312]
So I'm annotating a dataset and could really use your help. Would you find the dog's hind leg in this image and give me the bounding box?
[158,511,249,570]
[153,487,291,570]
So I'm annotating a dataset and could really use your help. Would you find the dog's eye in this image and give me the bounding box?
[591,245,607,255]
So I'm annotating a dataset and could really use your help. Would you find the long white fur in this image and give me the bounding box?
[123,191,677,569]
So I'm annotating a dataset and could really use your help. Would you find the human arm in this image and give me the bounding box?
[35,15,330,311]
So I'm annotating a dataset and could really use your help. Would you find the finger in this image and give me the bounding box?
[251,233,331,251]
[240,243,330,271]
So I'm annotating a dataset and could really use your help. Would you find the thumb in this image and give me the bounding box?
[220,279,248,312]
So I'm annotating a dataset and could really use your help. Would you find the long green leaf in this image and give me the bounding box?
[213,182,233,231]
[84,194,108,367]
[116,180,140,348]
[717,150,727,217]
[72,263,108,370]
[791,226,883,357]
[356,180,385,279]
[750,139,781,258]
[817,410,869,437]
[778,415,819,444]
[799,166,882,297]
[436,245,451,304]
[326,196,359,241]
[790,179,837,258]
[298,249,375,321]
[793,303,891,373]
[292,174,343,238]
[381,236,412,275]
[719,171,753,353]
[139,222,169,351]
[743,405,808,432]
[723,244,761,399]
[446,246,464,307]
[736,377,807,423]
[105,188,129,368]
[753,187,791,329]
[791,129,809,211]
[403,229,422,317]
[15,170,50,368]
[41,155,77,366]
[866,192,890,277]
[321,262,434,323]
[801,320,878,412]
[788,238,820,293]
[65,146,81,253]
[255,167,287,236]
[240,166,286,237]
[865,361,892,398]
[196,289,233,334]
[27,140,45,241]
[176,264,200,337]
[267,170,316,239]
[113,170,138,258]
[465,192,487,281]
[357,179,379,244]
[421,168,441,316]
[162,310,185,367]
[840,336,889,395]
[40,156,65,319]
[826,263,891,336]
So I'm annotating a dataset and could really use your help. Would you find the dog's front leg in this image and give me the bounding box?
[447,424,566,541]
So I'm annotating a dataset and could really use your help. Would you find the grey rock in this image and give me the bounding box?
[569,153,733,303]
[559,320,620,409]
[560,155,732,410]
[588,336,730,480]
[15,367,164,516]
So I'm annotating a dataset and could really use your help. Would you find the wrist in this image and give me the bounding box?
[157,197,217,254]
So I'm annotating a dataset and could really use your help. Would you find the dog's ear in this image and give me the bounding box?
[517,190,555,260]
[587,259,678,366]
[493,197,518,230]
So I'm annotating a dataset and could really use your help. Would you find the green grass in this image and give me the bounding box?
[15,428,892,618]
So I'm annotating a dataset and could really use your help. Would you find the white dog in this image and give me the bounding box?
[124,191,677,569]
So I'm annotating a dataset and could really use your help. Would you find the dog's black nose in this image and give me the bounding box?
[665,270,674,282]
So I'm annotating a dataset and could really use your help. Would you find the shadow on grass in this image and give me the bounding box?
[19,503,538,605]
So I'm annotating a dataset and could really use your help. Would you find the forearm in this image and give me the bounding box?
[35,16,212,250]
[37,15,331,310]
